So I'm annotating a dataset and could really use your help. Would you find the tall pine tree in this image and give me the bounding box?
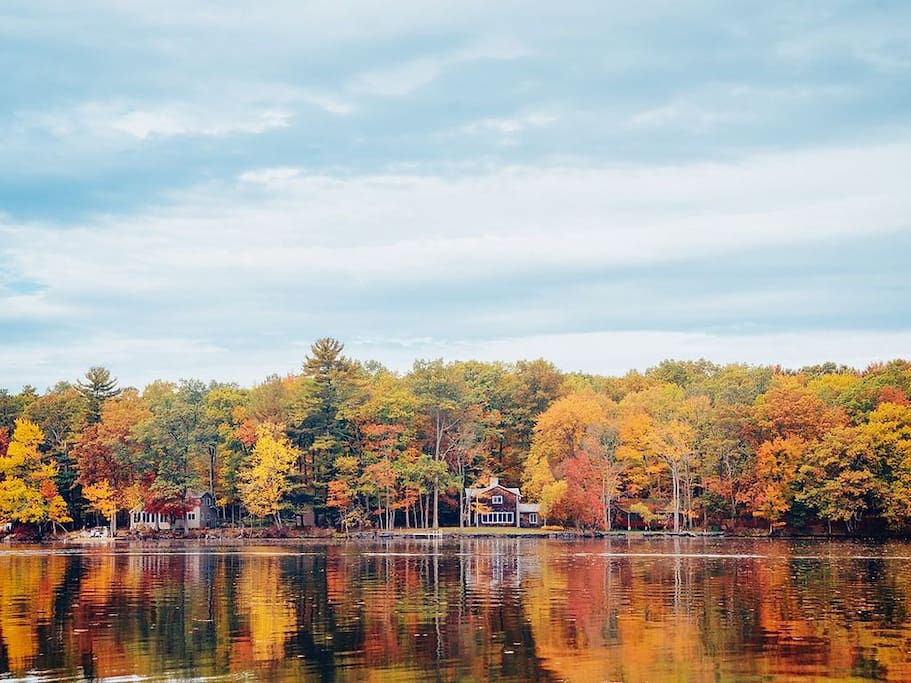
[77,367,121,424]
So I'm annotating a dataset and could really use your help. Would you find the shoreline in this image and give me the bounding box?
[6,527,902,545]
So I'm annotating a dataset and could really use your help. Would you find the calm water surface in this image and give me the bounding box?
[2,537,911,681]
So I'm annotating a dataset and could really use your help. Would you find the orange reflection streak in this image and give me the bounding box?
[0,554,67,672]
[233,550,298,665]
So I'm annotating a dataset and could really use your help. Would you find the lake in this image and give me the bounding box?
[2,537,911,681]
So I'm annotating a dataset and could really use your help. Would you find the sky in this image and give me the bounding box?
[1,1,910,391]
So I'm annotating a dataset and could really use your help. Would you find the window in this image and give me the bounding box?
[481,512,514,524]
[491,495,503,505]
[188,513,195,520]
[529,513,538,525]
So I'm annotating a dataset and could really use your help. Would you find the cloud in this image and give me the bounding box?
[351,59,443,98]
[115,108,291,139]
[238,167,303,186]
[14,81,353,151]
[0,291,72,322]
[296,91,354,116]
[31,101,292,141]
[772,9,911,72]
[627,104,747,131]
[3,137,909,299]
[457,112,558,136]
[349,38,530,97]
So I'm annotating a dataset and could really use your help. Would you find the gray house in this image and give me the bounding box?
[130,491,218,531]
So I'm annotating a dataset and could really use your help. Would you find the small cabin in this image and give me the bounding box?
[464,477,541,528]
[130,491,217,531]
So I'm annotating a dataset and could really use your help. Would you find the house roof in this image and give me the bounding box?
[465,483,521,497]
[465,476,522,498]
[518,503,540,513]
[130,490,213,513]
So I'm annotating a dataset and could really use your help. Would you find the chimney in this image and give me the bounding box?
[490,476,499,488]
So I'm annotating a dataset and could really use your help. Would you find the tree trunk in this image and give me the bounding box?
[602,469,612,531]
[668,460,681,533]
[386,487,393,530]
[682,458,692,530]
[724,453,737,522]
[458,474,465,529]
[208,444,216,496]
[433,411,441,529]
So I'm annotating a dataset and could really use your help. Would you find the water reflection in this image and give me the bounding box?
[2,538,911,681]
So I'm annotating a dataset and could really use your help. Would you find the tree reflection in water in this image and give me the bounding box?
[1,538,910,681]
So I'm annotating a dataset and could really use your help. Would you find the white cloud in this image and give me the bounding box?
[296,91,354,116]
[238,167,303,186]
[350,38,530,97]
[627,103,747,131]
[116,107,291,139]
[458,112,558,136]
[0,291,74,321]
[772,12,911,73]
[351,58,442,98]
[33,101,292,141]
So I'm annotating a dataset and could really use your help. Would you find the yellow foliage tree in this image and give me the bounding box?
[0,419,71,531]
[618,385,697,532]
[750,436,806,533]
[523,449,556,502]
[523,392,611,500]
[530,392,610,465]
[859,402,911,525]
[539,479,568,525]
[82,479,118,531]
[238,423,298,528]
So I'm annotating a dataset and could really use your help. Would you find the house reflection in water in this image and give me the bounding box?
[459,537,539,594]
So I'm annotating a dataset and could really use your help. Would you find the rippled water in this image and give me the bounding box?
[3,537,911,681]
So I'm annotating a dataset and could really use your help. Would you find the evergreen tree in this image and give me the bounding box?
[289,338,363,512]
[0,390,21,431]
[77,367,121,424]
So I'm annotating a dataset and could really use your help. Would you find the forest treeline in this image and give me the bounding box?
[2,338,911,535]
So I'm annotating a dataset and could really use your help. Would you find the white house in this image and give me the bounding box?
[130,491,217,531]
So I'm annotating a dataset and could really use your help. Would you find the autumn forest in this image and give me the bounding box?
[2,338,911,537]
